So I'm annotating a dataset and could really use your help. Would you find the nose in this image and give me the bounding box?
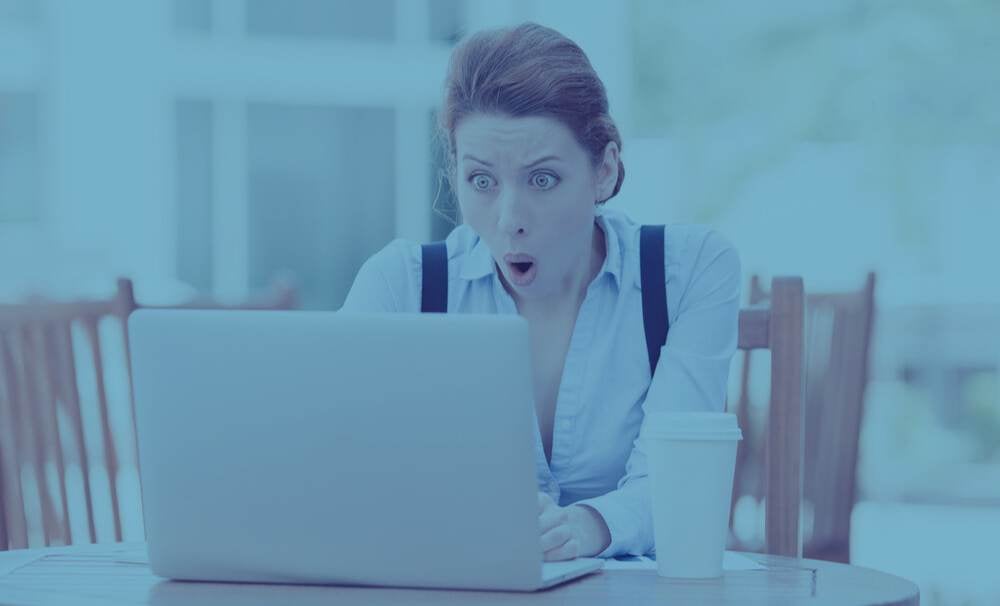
[496,189,528,237]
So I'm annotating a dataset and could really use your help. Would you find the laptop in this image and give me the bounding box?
[128,310,603,592]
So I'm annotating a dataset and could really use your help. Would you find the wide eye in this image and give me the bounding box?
[530,171,559,190]
[470,173,496,191]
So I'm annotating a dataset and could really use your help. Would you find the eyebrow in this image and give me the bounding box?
[461,154,563,169]
[524,155,562,168]
[462,154,494,167]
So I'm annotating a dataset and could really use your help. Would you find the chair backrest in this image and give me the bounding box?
[800,273,876,561]
[735,276,806,558]
[733,273,875,562]
[0,280,136,549]
[0,277,298,550]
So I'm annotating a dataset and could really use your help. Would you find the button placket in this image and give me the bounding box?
[549,287,600,472]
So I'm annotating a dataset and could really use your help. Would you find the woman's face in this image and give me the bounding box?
[454,113,618,302]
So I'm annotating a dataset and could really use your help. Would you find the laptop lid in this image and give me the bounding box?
[129,310,551,591]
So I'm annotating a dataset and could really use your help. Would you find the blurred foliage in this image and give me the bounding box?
[960,370,1000,461]
[629,0,1000,143]
[627,0,1000,226]
[858,378,977,500]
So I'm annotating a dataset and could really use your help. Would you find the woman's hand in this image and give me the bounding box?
[537,492,612,561]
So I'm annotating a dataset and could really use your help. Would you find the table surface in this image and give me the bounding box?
[0,542,919,606]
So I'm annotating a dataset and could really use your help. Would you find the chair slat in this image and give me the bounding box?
[739,308,770,350]
[0,463,7,549]
[0,331,30,549]
[83,317,123,543]
[54,321,98,544]
[13,325,62,546]
[35,323,74,545]
[764,277,805,558]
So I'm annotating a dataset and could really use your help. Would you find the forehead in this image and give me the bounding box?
[454,114,584,162]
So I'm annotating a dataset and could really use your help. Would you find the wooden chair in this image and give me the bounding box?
[0,277,298,550]
[732,273,875,562]
[0,282,136,550]
[733,276,806,558]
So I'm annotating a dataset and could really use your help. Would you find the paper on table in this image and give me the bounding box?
[603,551,766,571]
[110,546,151,566]
[723,551,767,571]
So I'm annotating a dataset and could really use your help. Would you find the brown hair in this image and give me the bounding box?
[437,22,625,205]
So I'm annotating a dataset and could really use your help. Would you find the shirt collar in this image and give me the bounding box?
[457,208,624,289]
[595,207,624,290]
[458,233,496,280]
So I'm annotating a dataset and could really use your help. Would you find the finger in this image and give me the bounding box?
[544,538,580,562]
[538,506,568,534]
[537,492,552,514]
[539,525,574,553]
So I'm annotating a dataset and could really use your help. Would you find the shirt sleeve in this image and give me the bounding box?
[339,239,421,313]
[575,228,742,557]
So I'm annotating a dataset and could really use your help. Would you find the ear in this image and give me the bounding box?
[594,141,620,203]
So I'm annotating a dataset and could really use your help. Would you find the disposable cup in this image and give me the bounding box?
[643,412,742,578]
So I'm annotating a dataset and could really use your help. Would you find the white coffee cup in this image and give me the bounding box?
[643,412,742,578]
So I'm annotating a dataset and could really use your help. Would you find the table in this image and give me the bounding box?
[0,542,919,605]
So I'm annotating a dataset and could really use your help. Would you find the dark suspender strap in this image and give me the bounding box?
[640,225,669,376]
[420,242,448,313]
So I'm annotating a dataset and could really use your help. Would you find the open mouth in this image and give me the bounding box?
[503,254,538,286]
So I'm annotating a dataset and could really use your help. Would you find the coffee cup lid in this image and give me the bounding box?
[643,412,743,441]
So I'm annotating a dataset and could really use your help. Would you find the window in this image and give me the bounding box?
[245,0,395,41]
[429,0,465,44]
[0,92,41,223]
[247,103,396,309]
[175,99,214,292]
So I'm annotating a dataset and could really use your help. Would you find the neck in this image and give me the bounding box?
[512,219,606,319]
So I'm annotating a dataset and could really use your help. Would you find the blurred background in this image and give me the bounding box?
[1,1,998,603]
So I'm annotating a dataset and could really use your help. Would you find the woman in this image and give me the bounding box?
[341,23,741,561]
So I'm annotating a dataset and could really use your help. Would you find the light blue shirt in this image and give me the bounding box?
[340,205,742,557]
